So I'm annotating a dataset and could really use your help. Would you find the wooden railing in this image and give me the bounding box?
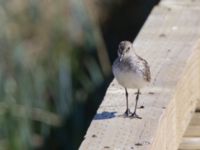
[79,0,200,149]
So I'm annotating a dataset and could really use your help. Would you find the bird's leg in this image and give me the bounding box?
[124,88,131,116]
[131,89,142,119]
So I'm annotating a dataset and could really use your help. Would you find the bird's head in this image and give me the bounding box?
[117,41,133,61]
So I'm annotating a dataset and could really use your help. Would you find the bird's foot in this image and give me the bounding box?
[124,108,131,117]
[130,112,142,119]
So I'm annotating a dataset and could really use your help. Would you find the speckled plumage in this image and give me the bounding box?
[112,40,151,119]
[112,41,151,89]
[136,55,151,82]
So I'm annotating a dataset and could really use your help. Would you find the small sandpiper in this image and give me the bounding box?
[112,41,151,119]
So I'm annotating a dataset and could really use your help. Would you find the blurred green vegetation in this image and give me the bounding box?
[0,0,111,149]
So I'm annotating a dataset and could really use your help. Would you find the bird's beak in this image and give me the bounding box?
[119,54,124,62]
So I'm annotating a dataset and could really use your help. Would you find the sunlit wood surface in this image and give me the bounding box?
[79,0,200,149]
[179,102,200,150]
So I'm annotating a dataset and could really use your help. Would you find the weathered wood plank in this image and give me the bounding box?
[181,113,200,137]
[188,113,200,126]
[79,5,200,150]
[178,113,200,149]
[184,126,200,137]
[179,137,200,150]
[196,101,200,110]
[161,0,200,8]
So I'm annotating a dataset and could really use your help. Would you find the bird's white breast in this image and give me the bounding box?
[112,60,148,89]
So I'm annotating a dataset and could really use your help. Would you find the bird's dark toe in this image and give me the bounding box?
[124,109,131,117]
[130,113,142,119]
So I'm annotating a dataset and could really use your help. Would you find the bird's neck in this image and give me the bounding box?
[130,50,138,59]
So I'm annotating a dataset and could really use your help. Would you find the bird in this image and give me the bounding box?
[112,40,151,119]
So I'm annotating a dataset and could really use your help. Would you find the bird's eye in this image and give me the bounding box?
[126,47,130,52]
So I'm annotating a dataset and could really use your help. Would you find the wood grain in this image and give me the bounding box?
[179,137,200,150]
[178,112,200,149]
[79,4,200,150]
[161,0,200,8]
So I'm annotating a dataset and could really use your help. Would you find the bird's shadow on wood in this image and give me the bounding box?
[94,111,117,120]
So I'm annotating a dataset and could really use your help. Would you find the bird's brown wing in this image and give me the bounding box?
[137,56,151,82]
